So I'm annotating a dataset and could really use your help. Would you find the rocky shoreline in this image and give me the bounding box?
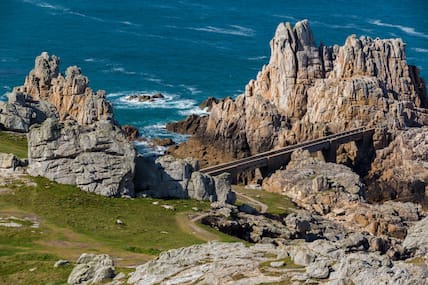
[1,19,428,285]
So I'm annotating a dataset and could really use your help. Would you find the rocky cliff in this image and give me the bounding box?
[27,118,135,197]
[367,126,428,205]
[5,52,137,197]
[16,52,113,125]
[169,20,428,164]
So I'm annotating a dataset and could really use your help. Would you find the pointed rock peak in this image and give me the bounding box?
[294,19,315,47]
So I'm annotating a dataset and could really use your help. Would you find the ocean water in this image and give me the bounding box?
[1,0,427,153]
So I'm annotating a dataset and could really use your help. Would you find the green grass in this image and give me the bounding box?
[1,176,212,253]
[0,131,28,158]
[0,175,235,284]
[233,185,297,215]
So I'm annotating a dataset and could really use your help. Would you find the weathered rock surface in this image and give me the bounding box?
[121,125,139,141]
[263,150,365,215]
[202,204,347,243]
[0,153,27,173]
[18,52,113,125]
[127,240,428,285]
[27,118,135,197]
[368,127,428,204]
[0,91,57,132]
[134,155,235,204]
[68,253,115,285]
[403,216,428,257]
[169,19,428,168]
[262,150,422,239]
[128,241,288,285]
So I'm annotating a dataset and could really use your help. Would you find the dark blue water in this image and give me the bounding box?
[1,0,427,148]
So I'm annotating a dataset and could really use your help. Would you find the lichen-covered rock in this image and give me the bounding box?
[17,52,113,125]
[27,118,135,197]
[67,253,115,285]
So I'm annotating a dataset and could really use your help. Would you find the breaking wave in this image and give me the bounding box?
[369,20,428,39]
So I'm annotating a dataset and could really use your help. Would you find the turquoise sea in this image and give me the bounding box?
[1,0,427,152]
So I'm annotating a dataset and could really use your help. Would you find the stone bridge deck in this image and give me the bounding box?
[200,127,376,177]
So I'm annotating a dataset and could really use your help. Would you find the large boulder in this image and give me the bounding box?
[27,118,135,197]
[0,153,26,173]
[263,150,365,215]
[67,253,115,285]
[0,92,57,132]
[134,155,235,204]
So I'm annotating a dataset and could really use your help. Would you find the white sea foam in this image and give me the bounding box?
[272,15,297,21]
[178,106,209,116]
[120,21,134,26]
[189,25,255,37]
[179,84,201,95]
[248,56,268,61]
[133,123,189,155]
[104,66,137,75]
[412,48,428,53]
[312,20,372,33]
[369,20,428,39]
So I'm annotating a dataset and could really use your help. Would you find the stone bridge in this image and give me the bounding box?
[200,127,377,180]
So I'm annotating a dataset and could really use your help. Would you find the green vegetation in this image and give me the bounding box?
[233,185,297,215]
[0,131,28,158]
[0,175,234,284]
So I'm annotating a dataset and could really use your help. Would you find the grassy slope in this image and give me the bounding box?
[0,131,237,284]
[0,131,28,158]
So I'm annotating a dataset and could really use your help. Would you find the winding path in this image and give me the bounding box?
[235,192,268,213]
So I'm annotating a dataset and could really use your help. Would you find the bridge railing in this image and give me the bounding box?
[200,126,372,175]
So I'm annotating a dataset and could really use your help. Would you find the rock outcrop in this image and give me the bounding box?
[0,153,27,173]
[2,52,138,197]
[261,151,423,239]
[0,91,57,132]
[367,126,428,205]
[67,253,115,285]
[403,216,428,258]
[168,20,428,166]
[127,240,428,285]
[128,242,289,285]
[17,52,113,125]
[28,118,135,197]
[134,155,235,204]
[263,150,365,215]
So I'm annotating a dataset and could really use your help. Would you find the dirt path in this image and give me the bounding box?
[235,192,268,213]
[176,213,219,242]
